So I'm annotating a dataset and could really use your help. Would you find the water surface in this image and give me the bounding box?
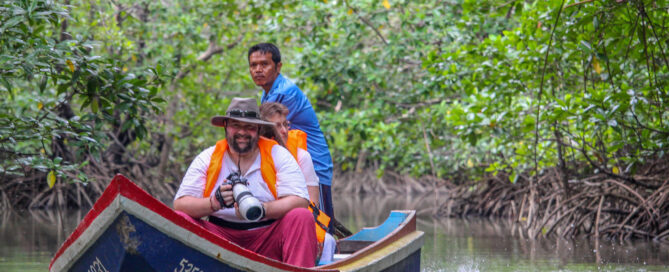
[333,192,669,271]
[1,192,667,271]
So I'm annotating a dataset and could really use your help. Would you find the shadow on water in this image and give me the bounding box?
[334,191,669,272]
[0,193,667,271]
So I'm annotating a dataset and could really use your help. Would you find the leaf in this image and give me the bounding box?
[509,172,518,184]
[383,0,391,9]
[592,57,601,74]
[71,69,81,83]
[66,59,75,72]
[1,77,13,98]
[91,97,99,113]
[53,81,65,93]
[39,76,47,93]
[47,170,56,188]
[81,136,98,144]
[1,17,23,31]
[151,97,166,103]
[580,41,592,53]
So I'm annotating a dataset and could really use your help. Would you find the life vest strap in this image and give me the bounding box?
[309,202,330,231]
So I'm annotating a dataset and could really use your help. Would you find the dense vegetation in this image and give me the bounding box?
[2,0,667,240]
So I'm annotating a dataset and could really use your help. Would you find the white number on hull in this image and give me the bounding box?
[175,258,202,272]
[87,257,109,272]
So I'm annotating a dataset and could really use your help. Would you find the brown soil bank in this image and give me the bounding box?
[335,162,669,243]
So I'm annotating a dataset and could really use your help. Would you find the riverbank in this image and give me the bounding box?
[3,159,667,244]
[332,161,669,243]
[438,167,669,242]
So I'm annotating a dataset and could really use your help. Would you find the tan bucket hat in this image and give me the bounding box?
[211,97,275,127]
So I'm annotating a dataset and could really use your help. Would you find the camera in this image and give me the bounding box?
[219,171,265,222]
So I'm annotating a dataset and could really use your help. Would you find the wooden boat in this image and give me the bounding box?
[49,174,424,271]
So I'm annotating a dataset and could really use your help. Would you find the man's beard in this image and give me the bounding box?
[229,133,257,153]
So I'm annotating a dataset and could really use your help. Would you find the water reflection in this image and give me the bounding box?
[0,193,667,272]
[0,209,82,271]
[333,191,669,271]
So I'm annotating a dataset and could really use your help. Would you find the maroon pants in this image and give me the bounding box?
[176,208,317,267]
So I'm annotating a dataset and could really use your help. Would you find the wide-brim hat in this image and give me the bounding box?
[211,97,275,127]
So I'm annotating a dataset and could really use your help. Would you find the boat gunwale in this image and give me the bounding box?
[317,210,417,269]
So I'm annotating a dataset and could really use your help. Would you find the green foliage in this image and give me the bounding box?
[2,0,668,190]
[268,0,669,182]
[60,0,308,179]
[0,0,163,183]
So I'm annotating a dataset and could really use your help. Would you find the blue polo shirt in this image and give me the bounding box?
[261,74,334,186]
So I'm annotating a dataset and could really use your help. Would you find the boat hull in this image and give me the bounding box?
[69,212,249,272]
[50,175,423,272]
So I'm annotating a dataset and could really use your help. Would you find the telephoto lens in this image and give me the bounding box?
[232,181,264,221]
[227,173,265,221]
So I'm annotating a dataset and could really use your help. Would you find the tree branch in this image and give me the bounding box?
[344,0,388,45]
[174,34,243,81]
[578,137,659,189]
[565,0,595,9]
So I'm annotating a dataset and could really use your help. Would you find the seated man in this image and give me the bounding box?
[259,102,336,264]
[173,97,317,267]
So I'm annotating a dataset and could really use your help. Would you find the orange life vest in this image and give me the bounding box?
[286,130,331,243]
[204,137,278,198]
[204,134,330,243]
[285,129,307,159]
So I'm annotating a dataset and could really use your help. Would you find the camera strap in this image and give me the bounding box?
[215,187,233,208]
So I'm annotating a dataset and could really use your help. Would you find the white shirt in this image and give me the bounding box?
[297,148,319,187]
[175,144,309,223]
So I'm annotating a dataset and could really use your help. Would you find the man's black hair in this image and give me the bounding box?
[248,43,281,64]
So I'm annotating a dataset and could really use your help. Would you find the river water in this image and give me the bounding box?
[1,192,667,271]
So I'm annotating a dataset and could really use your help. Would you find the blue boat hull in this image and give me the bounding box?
[70,212,245,272]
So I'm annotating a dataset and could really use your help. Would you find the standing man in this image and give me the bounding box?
[248,43,336,228]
